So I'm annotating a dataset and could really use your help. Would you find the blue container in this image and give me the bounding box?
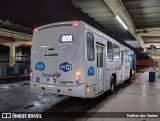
[27,64,30,74]
[7,67,14,76]
[19,66,25,75]
[13,64,19,75]
[149,72,156,82]
[1,65,7,77]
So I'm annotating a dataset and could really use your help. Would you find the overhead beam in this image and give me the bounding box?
[0,35,14,43]
[144,43,160,48]
[1,40,31,65]
[23,41,32,46]
[0,28,32,40]
[136,27,160,36]
[1,41,28,47]
[103,0,144,48]
[137,33,160,36]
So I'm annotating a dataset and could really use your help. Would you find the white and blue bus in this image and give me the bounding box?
[30,21,135,98]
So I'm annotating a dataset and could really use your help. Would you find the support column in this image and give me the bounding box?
[9,43,15,66]
[1,40,27,65]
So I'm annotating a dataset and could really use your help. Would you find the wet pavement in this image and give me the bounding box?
[0,79,119,121]
[0,67,151,121]
[0,81,67,113]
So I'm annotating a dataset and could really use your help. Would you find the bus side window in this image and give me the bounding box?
[121,51,123,66]
[97,46,103,68]
[100,51,103,67]
[107,41,113,62]
[113,44,120,62]
[86,32,95,61]
[125,51,130,62]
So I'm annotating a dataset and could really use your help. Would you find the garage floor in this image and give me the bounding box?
[1,68,160,121]
[86,69,160,121]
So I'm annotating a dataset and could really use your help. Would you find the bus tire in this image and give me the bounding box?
[128,70,132,83]
[110,75,116,94]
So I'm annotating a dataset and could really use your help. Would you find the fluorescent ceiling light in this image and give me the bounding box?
[116,15,128,30]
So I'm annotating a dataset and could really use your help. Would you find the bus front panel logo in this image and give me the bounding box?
[35,62,45,71]
[60,62,72,72]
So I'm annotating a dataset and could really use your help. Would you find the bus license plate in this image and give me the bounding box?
[46,78,56,83]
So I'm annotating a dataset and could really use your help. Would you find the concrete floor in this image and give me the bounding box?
[0,81,68,113]
[86,70,160,121]
[0,68,160,121]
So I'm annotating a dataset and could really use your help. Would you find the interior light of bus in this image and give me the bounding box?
[86,85,91,93]
[34,28,39,32]
[73,21,78,26]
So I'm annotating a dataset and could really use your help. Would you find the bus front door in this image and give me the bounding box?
[96,43,104,94]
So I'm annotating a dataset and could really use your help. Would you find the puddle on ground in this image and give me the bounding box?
[20,83,30,86]
[0,88,6,90]
[24,104,35,109]
[124,93,157,96]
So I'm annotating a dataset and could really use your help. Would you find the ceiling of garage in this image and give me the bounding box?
[71,0,160,58]
[0,0,160,58]
[122,0,160,29]
[0,20,32,34]
[72,0,136,42]
[122,0,160,47]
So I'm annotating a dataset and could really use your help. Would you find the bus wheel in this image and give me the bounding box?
[128,70,132,83]
[110,76,116,94]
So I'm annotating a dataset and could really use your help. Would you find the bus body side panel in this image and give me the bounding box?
[120,48,125,83]
[104,40,111,92]
[106,51,114,91]
[124,50,130,80]
[85,27,97,98]
[113,61,121,85]
[95,36,108,94]
[71,22,87,98]
[85,26,109,97]
[113,43,122,85]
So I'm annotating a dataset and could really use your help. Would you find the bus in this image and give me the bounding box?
[30,21,135,98]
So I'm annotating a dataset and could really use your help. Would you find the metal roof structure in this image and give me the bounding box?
[123,0,160,29]
[0,0,160,58]
[123,0,160,45]
[0,20,32,34]
[72,0,160,58]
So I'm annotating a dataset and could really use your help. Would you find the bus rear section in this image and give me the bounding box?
[30,22,87,98]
